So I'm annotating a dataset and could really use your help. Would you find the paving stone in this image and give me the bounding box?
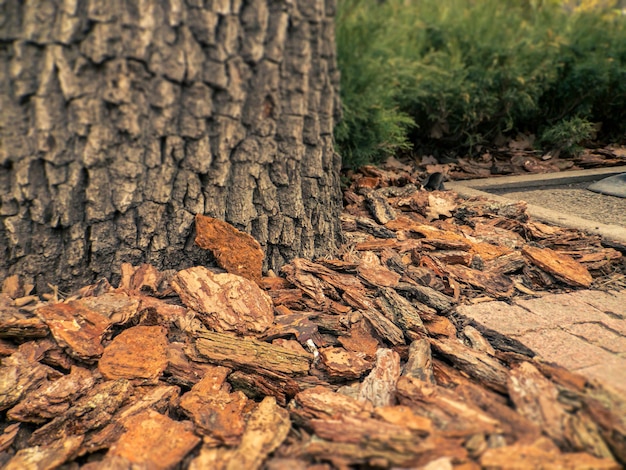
[456,290,626,394]
[563,322,626,354]
[569,289,626,316]
[515,294,607,326]
[567,290,626,335]
[511,327,618,371]
[456,301,550,336]
[576,359,626,393]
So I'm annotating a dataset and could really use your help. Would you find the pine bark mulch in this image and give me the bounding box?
[1,163,625,469]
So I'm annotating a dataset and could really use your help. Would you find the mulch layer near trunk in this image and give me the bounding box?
[1,157,626,469]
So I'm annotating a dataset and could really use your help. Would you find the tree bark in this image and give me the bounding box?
[0,0,344,292]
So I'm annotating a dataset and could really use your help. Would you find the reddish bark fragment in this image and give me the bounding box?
[507,362,571,447]
[445,264,515,299]
[396,376,501,437]
[195,214,264,283]
[173,266,274,334]
[227,396,291,470]
[292,385,374,421]
[0,423,20,452]
[358,348,401,407]
[78,292,141,326]
[338,321,380,361]
[180,384,248,444]
[0,342,58,411]
[134,294,188,323]
[99,326,169,381]
[0,294,49,339]
[36,301,112,360]
[480,443,620,469]
[356,252,401,288]
[374,405,433,434]
[522,245,593,288]
[118,263,162,293]
[167,343,228,388]
[4,435,83,470]
[8,366,95,423]
[424,316,458,338]
[29,379,133,446]
[108,409,200,469]
[319,347,372,379]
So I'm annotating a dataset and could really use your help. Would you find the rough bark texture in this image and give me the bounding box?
[0,0,343,292]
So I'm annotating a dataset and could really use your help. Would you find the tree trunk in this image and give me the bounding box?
[0,0,344,293]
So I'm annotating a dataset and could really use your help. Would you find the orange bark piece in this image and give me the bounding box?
[374,405,433,434]
[172,266,274,334]
[424,317,458,338]
[194,214,264,283]
[357,252,401,288]
[354,176,380,189]
[469,242,512,262]
[109,409,200,469]
[339,321,380,360]
[522,245,592,288]
[320,347,373,379]
[294,385,373,420]
[98,326,169,381]
[36,302,112,360]
[180,386,248,445]
[480,442,619,469]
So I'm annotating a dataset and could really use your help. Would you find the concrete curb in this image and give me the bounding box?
[447,166,626,249]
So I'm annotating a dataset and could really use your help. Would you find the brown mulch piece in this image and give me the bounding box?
[1,165,625,469]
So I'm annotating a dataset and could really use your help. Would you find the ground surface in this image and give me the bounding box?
[491,181,626,227]
[2,147,626,469]
[457,289,626,394]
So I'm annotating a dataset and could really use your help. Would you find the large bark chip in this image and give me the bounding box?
[108,409,200,469]
[522,245,592,288]
[98,326,169,381]
[195,214,264,283]
[172,266,274,334]
[36,302,112,361]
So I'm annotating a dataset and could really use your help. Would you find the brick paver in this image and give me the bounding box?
[456,289,626,393]
[563,322,626,354]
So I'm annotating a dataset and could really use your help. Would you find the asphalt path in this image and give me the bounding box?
[490,181,626,227]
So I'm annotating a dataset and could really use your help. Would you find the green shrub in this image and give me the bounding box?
[335,0,626,167]
[540,116,597,155]
[334,0,415,168]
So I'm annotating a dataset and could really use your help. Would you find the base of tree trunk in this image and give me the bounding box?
[0,0,344,293]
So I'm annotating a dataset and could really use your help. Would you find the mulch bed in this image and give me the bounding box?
[1,153,626,469]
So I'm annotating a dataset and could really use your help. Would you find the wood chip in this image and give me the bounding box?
[320,346,373,379]
[180,384,248,444]
[173,266,274,334]
[193,329,311,376]
[0,342,58,411]
[98,325,169,381]
[7,366,95,423]
[225,396,291,470]
[480,442,620,469]
[29,379,133,446]
[195,214,264,283]
[4,435,83,470]
[36,301,113,360]
[108,409,200,469]
[358,348,401,407]
[522,245,593,288]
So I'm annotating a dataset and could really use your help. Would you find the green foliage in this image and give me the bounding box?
[540,117,596,155]
[335,0,626,168]
[334,0,415,168]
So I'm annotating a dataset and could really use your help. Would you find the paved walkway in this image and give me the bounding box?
[456,289,626,393]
